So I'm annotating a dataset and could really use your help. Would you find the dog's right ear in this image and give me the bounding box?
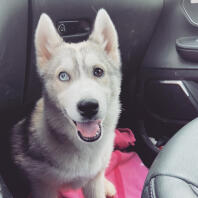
[35,13,63,71]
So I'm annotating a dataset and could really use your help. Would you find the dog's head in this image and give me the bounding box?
[35,9,121,143]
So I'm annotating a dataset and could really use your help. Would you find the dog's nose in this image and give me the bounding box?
[77,99,99,119]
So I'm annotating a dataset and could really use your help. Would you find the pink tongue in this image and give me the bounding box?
[76,121,100,138]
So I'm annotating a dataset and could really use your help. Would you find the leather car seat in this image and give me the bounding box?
[142,118,198,198]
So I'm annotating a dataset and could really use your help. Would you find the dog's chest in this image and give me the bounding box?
[51,149,105,187]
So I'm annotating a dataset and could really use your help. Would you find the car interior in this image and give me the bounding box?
[1,0,198,197]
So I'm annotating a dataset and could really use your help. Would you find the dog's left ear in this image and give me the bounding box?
[89,9,120,66]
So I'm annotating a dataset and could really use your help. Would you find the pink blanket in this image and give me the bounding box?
[60,129,148,198]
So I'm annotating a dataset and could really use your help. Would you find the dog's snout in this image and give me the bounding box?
[77,99,99,119]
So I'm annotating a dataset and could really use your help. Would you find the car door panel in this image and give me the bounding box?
[0,0,28,111]
[138,0,198,139]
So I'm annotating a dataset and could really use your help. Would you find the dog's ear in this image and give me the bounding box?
[89,9,120,65]
[35,13,63,70]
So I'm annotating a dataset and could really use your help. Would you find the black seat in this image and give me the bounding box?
[0,175,13,198]
[142,118,198,198]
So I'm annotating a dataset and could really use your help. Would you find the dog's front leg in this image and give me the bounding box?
[31,181,58,198]
[83,171,106,198]
[83,171,116,198]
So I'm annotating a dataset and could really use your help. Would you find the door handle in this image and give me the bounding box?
[56,20,91,38]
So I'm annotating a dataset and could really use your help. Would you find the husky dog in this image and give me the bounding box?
[11,9,121,198]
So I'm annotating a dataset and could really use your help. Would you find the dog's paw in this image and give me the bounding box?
[105,178,116,197]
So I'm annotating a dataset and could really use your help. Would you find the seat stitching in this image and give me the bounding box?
[148,178,156,198]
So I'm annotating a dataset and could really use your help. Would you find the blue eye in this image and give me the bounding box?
[59,72,70,81]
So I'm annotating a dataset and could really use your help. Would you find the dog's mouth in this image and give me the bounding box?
[73,120,102,142]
